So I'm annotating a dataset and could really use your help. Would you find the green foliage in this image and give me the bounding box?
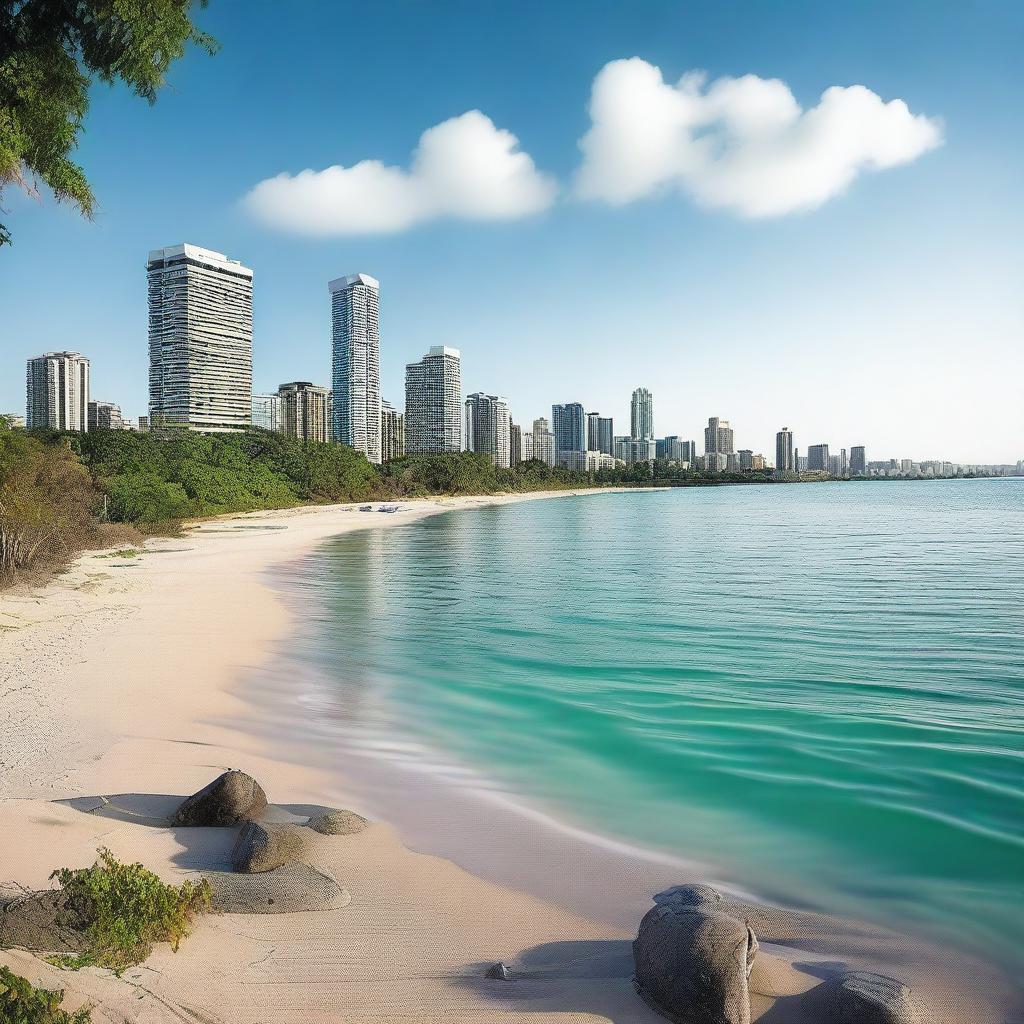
[0,421,101,578]
[0,967,91,1024]
[47,848,211,973]
[0,0,218,245]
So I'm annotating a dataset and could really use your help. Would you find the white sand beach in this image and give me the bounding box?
[0,491,1015,1023]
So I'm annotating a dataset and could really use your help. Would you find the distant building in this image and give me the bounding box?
[26,351,90,431]
[631,387,653,440]
[807,444,830,471]
[561,450,617,472]
[775,428,794,473]
[510,423,523,466]
[698,452,728,472]
[277,381,330,443]
[148,244,252,432]
[88,400,124,431]
[329,273,381,463]
[849,446,867,475]
[137,415,150,433]
[381,399,405,461]
[704,416,734,456]
[465,393,511,468]
[614,437,657,464]
[251,393,282,432]
[738,449,755,471]
[532,417,555,466]
[657,437,695,463]
[552,403,586,455]
[586,412,614,455]
[405,346,462,453]
[2,413,26,428]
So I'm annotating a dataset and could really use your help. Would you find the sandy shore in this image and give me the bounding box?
[0,490,1017,1023]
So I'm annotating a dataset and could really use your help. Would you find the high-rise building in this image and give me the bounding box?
[148,244,253,432]
[510,423,523,466]
[552,402,586,457]
[704,416,735,455]
[587,412,614,455]
[849,446,867,475]
[87,400,124,431]
[656,437,695,463]
[251,393,282,432]
[465,393,511,468]
[278,381,330,443]
[532,417,556,466]
[631,387,653,440]
[405,346,462,453]
[381,399,405,461]
[807,444,830,471]
[137,415,150,432]
[614,437,657,464]
[26,351,90,431]
[329,273,381,463]
[775,427,794,473]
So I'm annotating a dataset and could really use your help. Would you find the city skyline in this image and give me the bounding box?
[2,2,1021,464]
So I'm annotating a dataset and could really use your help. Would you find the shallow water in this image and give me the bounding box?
[293,480,1024,969]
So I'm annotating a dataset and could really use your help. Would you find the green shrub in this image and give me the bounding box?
[0,966,91,1023]
[48,849,211,973]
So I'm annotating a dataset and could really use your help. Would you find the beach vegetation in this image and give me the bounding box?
[0,966,91,1024]
[45,848,211,973]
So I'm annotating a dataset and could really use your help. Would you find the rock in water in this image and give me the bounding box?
[306,809,369,835]
[486,962,512,980]
[173,770,268,827]
[633,903,758,1024]
[231,821,313,873]
[205,862,350,914]
[812,971,928,1024]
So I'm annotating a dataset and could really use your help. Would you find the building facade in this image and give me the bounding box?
[531,417,556,466]
[251,393,282,432]
[775,427,794,473]
[381,400,405,461]
[26,351,90,431]
[464,393,511,468]
[278,381,330,443]
[552,402,586,458]
[704,416,735,455]
[560,450,617,472]
[405,346,462,453]
[631,387,653,440]
[329,273,381,463]
[656,436,695,463]
[614,437,657,464]
[88,400,124,430]
[849,446,867,475]
[807,444,830,471]
[148,244,252,432]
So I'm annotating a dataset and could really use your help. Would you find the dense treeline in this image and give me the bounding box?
[0,423,778,583]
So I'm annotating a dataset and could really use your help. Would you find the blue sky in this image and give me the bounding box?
[2,0,1022,463]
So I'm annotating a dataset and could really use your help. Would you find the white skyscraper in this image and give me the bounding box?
[405,346,462,453]
[631,387,653,440]
[329,273,381,464]
[465,393,511,468]
[531,417,556,467]
[148,244,253,432]
[26,351,90,431]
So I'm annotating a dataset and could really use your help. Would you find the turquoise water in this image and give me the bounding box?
[301,480,1024,967]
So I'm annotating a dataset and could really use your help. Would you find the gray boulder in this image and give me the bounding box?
[653,884,723,909]
[205,862,350,914]
[809,972,928,1024]
[634,902,758,1024]
[306,808,369,836]
[486,962,512,981]
[231,821,314,873]
[173,770,268,827]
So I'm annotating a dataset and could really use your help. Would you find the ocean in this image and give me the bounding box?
[288,479,1024,969]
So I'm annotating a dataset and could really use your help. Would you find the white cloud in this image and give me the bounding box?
[575,58,943,217]
[243,110,556,235]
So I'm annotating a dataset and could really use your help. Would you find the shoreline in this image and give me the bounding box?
[0,489,1018,1023]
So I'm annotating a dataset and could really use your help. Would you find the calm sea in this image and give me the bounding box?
[293,480,1024,966]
